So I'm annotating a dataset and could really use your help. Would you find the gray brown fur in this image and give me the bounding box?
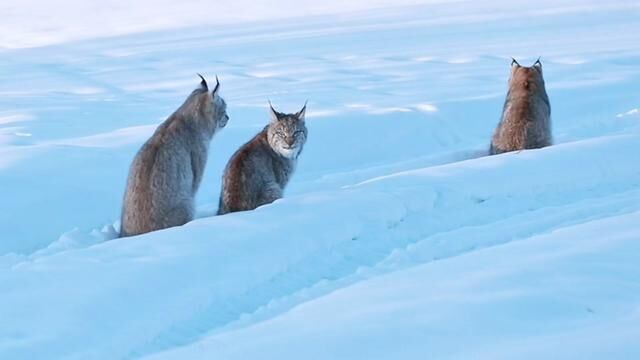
[120,76,229,237]
[217,103,307,215]
[490,59,552,155]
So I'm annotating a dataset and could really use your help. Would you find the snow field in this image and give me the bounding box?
[0,0,639,358]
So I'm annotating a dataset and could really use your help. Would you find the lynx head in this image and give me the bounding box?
[266,102,308,159]
[196,74,229,132]
[509,58,546,94]
[177,75,228,138]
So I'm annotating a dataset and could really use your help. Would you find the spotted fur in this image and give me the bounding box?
[218,103,307,215]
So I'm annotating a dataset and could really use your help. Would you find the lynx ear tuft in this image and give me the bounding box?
[197,73,208,91]
[212,75,220,95]
[268,101,280,123]
[511,58,520,67]
[533,57,542,68]
[296,101,307,121]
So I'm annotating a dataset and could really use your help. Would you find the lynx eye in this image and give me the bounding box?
[275,130,285,136]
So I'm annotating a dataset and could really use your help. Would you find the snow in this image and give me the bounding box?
[149,211,640,360]
[1,0,639,358]
[0,0,450,49]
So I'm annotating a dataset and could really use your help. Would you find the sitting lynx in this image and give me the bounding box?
[218,102,308,215]
[490,58,552,155]
[120,75,229,237]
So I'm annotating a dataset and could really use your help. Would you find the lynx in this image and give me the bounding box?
[218,102,307,215]
[490,58,552,155]
[120,75,229,237]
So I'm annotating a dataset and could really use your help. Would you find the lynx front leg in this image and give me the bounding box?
[257,183,283,208]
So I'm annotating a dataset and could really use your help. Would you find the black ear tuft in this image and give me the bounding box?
[197,73,208,91]
[297,101,307,120]
[213,75,220,94]
[268,100,280,122]
[534,57,542,67]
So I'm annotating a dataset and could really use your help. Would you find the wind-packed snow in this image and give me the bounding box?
[0,0,639,358]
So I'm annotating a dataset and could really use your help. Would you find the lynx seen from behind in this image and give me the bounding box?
[218,102,308,215]
[490,58,552,155]
[120,75,229,237]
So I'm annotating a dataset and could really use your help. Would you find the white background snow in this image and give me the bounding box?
[0,0,639,358]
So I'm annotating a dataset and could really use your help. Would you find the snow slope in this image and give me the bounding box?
[0,0,639,358]
[150,211,640,360]
[3,134,639,359]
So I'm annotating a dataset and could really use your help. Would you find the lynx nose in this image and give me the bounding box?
[219,114,229,128]
[285,137,295,147]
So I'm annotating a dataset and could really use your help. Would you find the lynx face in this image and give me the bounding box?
[213,94,229,130]
[509,59,545,93]
[267,103,307,159]
[192,75,229,132]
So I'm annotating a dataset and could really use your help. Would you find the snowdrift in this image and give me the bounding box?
[2,133,639,358]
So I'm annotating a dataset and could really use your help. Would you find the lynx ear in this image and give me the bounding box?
[533,57,542,70]
[296,101,307,122]
[212,75,220,95]
[511,58,520,67]
[197,73,208,91]
[268,101,280,123]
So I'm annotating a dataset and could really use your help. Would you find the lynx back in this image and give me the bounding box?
[120,75,229,237]
[490,58,552,155]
